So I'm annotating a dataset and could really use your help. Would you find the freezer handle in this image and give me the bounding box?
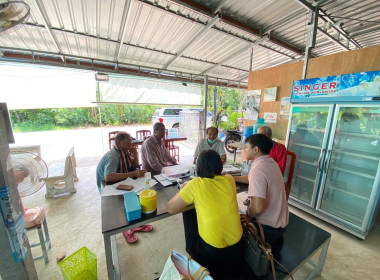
[318,148,325,171]
[324,149,331,173]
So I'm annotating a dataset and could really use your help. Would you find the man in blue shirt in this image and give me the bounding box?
[96,132,146,191]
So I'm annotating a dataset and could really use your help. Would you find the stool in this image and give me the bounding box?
[26,213,51,264]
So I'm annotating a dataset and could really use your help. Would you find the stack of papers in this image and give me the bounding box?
[101,172,157,197]
[154,174,178,187]
[162,165,190,178]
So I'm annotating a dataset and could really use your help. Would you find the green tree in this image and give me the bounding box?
[205,86,244,129]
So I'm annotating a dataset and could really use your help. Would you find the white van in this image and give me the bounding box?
[152,107,212,128]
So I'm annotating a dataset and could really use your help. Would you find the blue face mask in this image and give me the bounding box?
[208,138,217,144]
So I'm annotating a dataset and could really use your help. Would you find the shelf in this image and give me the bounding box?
[333,149,380,161]
[335,131,378,139]
[295,174,316,183]
[328,164,376,180]
[297,158,318,167]
[291,142,321,150]
[295,126,325,133]
[319,198,364,227]
[323,181,371,201]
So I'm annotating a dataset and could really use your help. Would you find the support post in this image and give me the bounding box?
[213,85,217,126]
[302,8,319,79]
[203,75,208,138]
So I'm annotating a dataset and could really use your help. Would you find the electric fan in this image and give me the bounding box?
[10,151,48,228]
[0,1,30,35]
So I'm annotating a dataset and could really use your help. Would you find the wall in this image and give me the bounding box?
[247,45,380,141]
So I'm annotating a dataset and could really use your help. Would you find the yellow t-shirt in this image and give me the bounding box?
[179,174,243,248]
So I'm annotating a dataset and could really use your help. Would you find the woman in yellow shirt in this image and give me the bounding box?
[168,150,243,279]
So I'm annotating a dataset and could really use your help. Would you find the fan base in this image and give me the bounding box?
[24,207,45,228]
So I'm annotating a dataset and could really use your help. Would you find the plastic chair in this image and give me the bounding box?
[284,150,296,201]
[45,147,78,198]
[108,131,120,149]
[136,130,151,140]
[167,140,180,162]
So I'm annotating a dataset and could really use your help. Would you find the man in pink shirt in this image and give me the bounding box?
[234,134,289,245]
[257,126,287,174]
[141,122,177,173]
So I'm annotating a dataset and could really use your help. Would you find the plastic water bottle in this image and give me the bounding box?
[253,118,268,134]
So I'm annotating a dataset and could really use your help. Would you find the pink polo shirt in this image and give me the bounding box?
[248,155,289,228]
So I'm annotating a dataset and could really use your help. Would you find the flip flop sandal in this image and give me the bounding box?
[123,230,138,244]
[132,224,154,233]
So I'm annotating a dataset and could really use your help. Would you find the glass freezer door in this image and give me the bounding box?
[317,105,380,231]
[287,105,333,206]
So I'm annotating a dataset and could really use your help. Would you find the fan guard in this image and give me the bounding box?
[11,151,48,197]
[0,1,30,35]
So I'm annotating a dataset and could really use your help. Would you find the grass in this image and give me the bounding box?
[12,124,78,133]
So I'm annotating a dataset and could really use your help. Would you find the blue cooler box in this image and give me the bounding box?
[123,192,142,222]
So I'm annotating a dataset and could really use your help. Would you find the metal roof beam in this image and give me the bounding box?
[317,27,350,51]
[313,0,330,7]
[294,0,361,49]
[34,0,64,62]
[164,14,221,70]
[114,0,133,64]
[212,0,231,14]
[23,22,247,73]
[201,34,270,75]
[0,46,248,89]
[137,0,301,60]
[160,0,303,55]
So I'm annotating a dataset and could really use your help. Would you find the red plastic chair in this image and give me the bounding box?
[108,131,120,149]
[284,150,296,201]
[167,140,180,162]
[136,130,151,140]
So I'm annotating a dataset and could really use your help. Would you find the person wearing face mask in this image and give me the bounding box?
[193,126,226,164]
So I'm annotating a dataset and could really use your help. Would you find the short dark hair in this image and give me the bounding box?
[196,150,223,179]
[153,122,165,132]
[206,126,218,134]
[115,132,130,142]
[245,134,273,155]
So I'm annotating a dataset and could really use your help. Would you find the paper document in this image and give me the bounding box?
[162,165,190,178]
[223,164,241,174]
[101,173,156,197]
[154,174,176,187]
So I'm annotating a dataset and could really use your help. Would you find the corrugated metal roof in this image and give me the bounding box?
[0,0,379,88]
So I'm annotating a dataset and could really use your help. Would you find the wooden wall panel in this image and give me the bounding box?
[247,45,380,141]
[307,45,380,78]
[246,61,303,140]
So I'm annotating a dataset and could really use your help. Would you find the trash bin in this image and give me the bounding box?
[59,246,97,280]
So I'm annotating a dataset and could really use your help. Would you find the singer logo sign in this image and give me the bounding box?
[293,82,337,95]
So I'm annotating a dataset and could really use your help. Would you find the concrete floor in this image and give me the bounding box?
[13,126,380,279]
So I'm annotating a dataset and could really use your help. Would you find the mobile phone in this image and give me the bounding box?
[116,184,134,191]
